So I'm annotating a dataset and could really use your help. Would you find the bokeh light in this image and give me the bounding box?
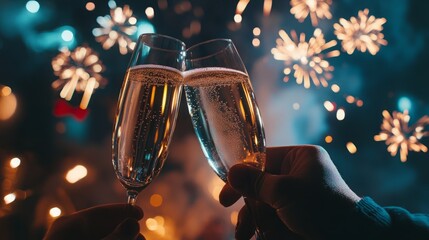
[346,96,355,104]
[346,142,357,154]
[128,17,137,25]
[108,0,116,9]
[0,85,18,121]
[154,216,165,226]
[230,211,238,225]
[252,38,260,47]
[137,21,156,36]
[4,193,16,205]
[150,194,163,207]
[253,27,261,36]
[65,165,88,184]
[10,157,21,168]
[149,216,166,236]
[158,0,168,10]
[146,218,158,231]
[1,86,11,96]
[356,100,364,107]
[398,96,412,112]
[331,84,340,93]
[336,108,345,121]
[210,177,224,202]
[61,30,74,42]
[145,7,155,19]
[26,1,40,13]
[325,135,333,143]
[85,2,95,11]
[292,102,300,110]
[49,207,62,218]
[234,14,242,23]
[324,101,335,112]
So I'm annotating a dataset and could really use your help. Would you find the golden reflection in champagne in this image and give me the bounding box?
[113,65,182,190]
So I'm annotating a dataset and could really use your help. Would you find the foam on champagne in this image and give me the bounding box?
[128,64,183,84]
[184,67,248,86]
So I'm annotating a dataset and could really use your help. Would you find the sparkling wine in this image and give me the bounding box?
[113,64,182,190]
[184,67,265,181]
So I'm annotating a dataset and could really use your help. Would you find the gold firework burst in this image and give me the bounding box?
[234,0,272,23]
[271,28,340,88]
[290,0,332,26]
[374,110,429,162]
[51,46,106,109]
[93,5,137,55]
[334,9,387,55]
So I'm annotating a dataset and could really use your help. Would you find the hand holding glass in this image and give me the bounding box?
[184,39,267,238]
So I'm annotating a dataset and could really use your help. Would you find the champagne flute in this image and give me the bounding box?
[112,34,185,205]
[183,39,267,239]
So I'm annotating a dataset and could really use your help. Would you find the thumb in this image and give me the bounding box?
[228,164,292,208]
[102,218,140,240]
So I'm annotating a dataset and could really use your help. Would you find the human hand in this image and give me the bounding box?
[220,145,361,239]
[44,203,145,240]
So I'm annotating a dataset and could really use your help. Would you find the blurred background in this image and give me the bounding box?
[0,0,428,239]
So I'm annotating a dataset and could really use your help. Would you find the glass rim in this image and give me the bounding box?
[186,38,233,62]
[138,33,186,52]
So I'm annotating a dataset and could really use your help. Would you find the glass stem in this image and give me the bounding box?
[127,190,139,205]
[244,197,267,240]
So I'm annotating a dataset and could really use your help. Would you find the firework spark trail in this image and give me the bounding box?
[290,0,332,26]
[93,5,137,55]
[271,28,340,88]
[234,0,272,22]
[334,9,387,55]
[52,46,106,109]
[374,110,429,162]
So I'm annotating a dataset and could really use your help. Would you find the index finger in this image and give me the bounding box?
[59,204,143,239]
[74,203,143,221]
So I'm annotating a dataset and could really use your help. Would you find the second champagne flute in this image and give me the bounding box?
[183,39,267,239]
[112,34,185,205]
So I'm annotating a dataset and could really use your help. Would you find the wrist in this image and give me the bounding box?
[331,197,392,240]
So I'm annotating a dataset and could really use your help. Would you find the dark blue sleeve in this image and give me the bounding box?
[353,197,429,240]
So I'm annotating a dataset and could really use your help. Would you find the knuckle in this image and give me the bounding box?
[303,145,328,157]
